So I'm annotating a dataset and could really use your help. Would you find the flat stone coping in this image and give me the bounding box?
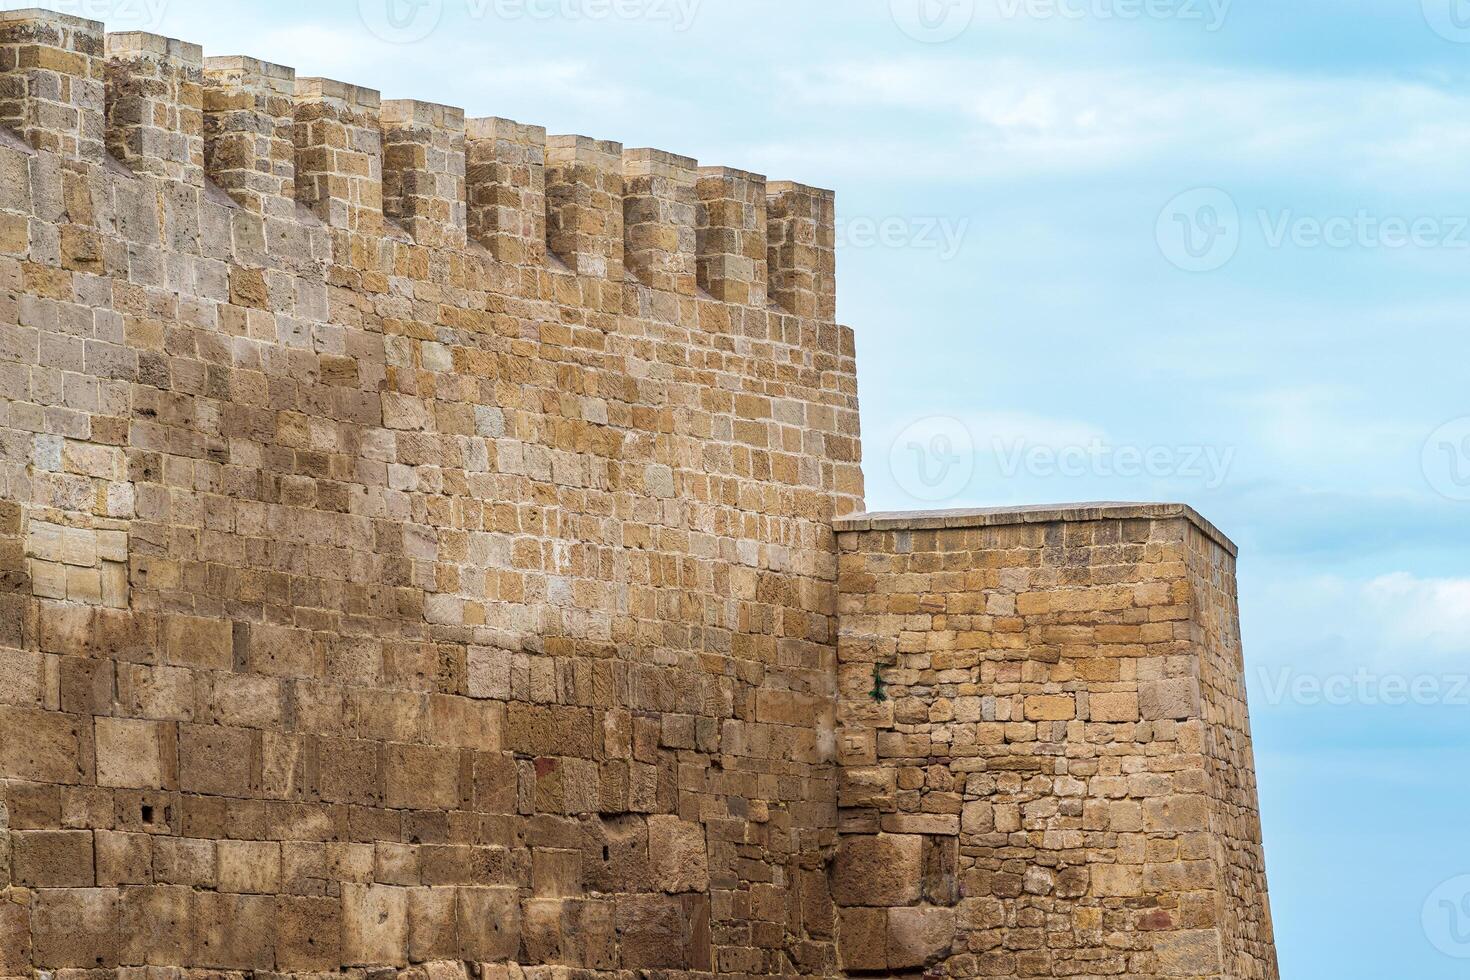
[833,502,1238,556]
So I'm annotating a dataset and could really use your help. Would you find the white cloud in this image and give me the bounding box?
[771,58,1470,186]
[1249,570,1470,677]
[1364,572,1470,655]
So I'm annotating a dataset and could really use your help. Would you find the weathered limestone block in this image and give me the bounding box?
[546,134,623,280]
[466,116,545,264]
[104,32,204,183]
[203,54,295,215]
[887,906,956,969]
[623,147,697,296]
[12,829,94,886]
[343,883,409,967]
[648,814,709,893]
[696,166,767,306]
[831,833,923,907]
[381,99,466,248]
[293,76,382,232]
[767,180,835,320]
[0,9,105,161]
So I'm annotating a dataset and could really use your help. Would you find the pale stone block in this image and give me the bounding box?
[648,815,708,894]
[95,717,165,789]
[342,883,409,966]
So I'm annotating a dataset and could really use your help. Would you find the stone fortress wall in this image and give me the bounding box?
[0,9,1278,979]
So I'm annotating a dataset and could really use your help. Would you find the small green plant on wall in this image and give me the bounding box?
[870,660,896,702]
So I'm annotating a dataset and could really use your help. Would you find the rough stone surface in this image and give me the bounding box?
[0,11,1277,980]
[834,514,1280,979]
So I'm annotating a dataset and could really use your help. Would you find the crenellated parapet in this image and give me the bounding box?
[0,8,838,319]
[104,31,203,184]
[0,8,106,161]
[202,54,296,217]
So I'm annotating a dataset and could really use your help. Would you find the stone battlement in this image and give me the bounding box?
[0,9,835,319]
[0,9,1276,980]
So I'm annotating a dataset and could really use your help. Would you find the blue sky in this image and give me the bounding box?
[32,0,1470,971]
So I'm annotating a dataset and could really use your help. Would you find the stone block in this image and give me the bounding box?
[0,897,30,974]
[192,891,275,969]
[13,829,94,886]
[1089,691,1141,723]
[95,717,168,789]
[178,724,252,796]
[648,814,708,894]
[0,707,84,782]
[30,888,120,968]
[408,886,458,962]
[119,884,191,966]
[1141,677,1202,721]
[217,839,281,893]
[153,837,216,887]
[276,895,342,972]
[1024,694,1077,721]
[1154,928,1225,976]
[838,908,887,972]
[887,906,956,970]
[385,743,460,809]
[456,885,520,961]
[95,830,153,885]
[831,834,924,908]
[342,883,408,966]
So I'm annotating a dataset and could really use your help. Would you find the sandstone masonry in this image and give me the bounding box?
[0,10,1279,980]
